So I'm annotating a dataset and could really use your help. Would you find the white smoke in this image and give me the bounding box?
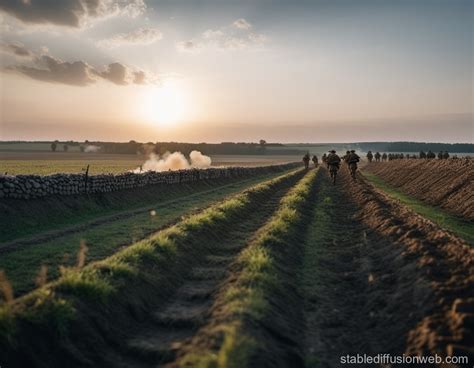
[134,150,212,173]
[84,145,101,153]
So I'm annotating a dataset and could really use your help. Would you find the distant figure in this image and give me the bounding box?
[443,151,450,160]
[366,151,373,163]
[374,152,381,162]
[343,150,351,165]
[347,150,360,180]
[427,150,435,159]
[303,152,310,169]
[326,150,341,184]
[419,150,426,159]
[312,155,318,168]
[382,153,387,161]
[437,151,443,160]
[322,153,328,167]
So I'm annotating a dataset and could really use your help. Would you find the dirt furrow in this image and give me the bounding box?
[301,167,412,366]
[301,166,473,367]
[117,175,299,367]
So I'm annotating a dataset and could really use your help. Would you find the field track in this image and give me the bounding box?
[121,173,298,366]
[301,167,473,366]
[1,165,473,367]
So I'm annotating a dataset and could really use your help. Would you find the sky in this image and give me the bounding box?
[0,0,472,143]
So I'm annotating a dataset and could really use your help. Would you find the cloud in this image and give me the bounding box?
[97,27,163,49]
[97,62,128,85]
[177,18,266,52]
[176,40,200,52]
[0,0,146,28]
[0,42,34,58]
[5,45,155,86]
[233,18,252,30]
[133,70,146,84]
[10,55,97,86]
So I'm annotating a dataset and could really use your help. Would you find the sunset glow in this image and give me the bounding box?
[139,82,190,126]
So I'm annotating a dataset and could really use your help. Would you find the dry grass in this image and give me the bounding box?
[0,271,14,304]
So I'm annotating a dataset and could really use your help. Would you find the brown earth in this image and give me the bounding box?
[155,166,474,367]
[345,166,474,362]
[364,159,474,219]
[2,165,473,367]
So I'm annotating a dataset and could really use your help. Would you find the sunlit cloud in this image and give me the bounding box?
[176,18,266,52]
[0,41,34,58]
[176,40,200,52]
[4,45,157,86]
[0,0,146,28]
[97,27,163,49]
[233,18,252,30]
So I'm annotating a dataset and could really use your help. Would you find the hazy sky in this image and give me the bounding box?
[0,0,472,143]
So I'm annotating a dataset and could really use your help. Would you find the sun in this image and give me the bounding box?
[140,82,188,126]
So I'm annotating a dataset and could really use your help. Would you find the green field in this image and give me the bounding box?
[0,170,297,294]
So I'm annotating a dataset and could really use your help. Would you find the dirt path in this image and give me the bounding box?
[301,166,473,367]
[301,167,409,366]
[116,176,298,367]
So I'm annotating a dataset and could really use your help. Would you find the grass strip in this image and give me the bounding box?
[362,171,474,244]
[179,169,319,367]
[0,169,298,296]
[0,168,305,364]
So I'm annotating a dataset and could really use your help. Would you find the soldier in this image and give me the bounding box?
[426,150,435,159]
[443,151,449,160]
[437,151,443,160]
[302,152,310,169]
[312,155,318,168]
[366,150,373,163]
[326,150,341,184]
[374,151,381,162]
[419,150,426,159]
[382,153,387,161]
[347,150,360,180]
[322,153,328,167]
[343,150,350,165]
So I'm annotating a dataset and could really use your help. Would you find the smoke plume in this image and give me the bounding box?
[84,145,101,153]
[134,150,212,173]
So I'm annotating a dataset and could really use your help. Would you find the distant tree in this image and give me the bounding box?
[51,142,57,152]
[63,144,68,152]
[259,139,267,147]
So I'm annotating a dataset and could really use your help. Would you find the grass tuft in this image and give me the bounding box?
[0,271,14,304]
[180,169,319,366]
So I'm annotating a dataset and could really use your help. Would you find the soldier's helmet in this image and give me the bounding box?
[350,150,355,153]
[329,150,336,153]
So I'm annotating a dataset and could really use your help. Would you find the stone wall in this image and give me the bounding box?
[0,163,300,200]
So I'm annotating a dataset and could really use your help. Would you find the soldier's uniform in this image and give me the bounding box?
[303,153,310,169]
[374,152,381,162]
[327,151,341,166]
[312,155,318,167]
[367,151,373,162]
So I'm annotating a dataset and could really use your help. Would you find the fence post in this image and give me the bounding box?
[84,164,90,193]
